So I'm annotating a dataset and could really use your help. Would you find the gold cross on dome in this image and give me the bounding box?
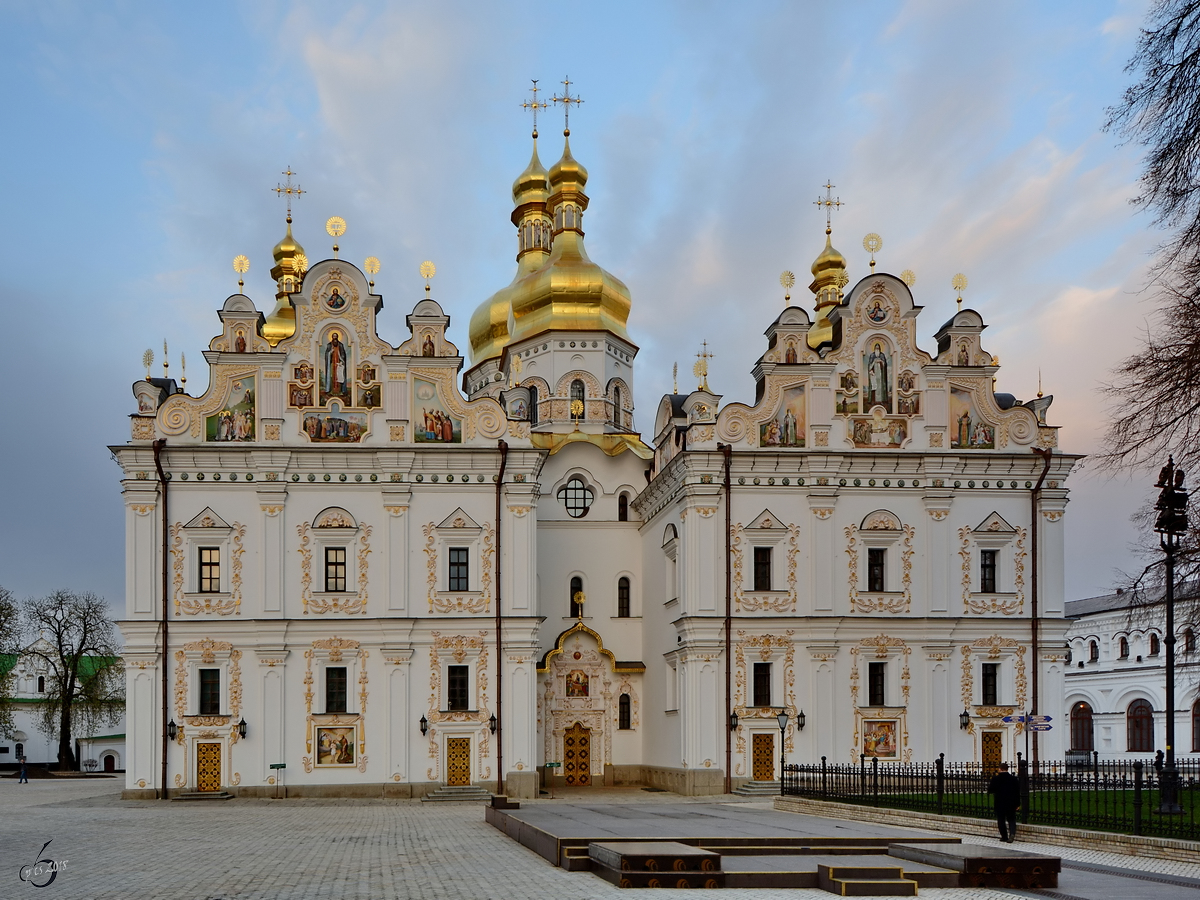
[693,340,713,391]
[273,167,305,215]
[814,181,844,231]
[521,79,549,138]
[551,77,583,135]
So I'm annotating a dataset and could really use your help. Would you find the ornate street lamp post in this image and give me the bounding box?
[1155,458,1188,814]
[776,710,789,793]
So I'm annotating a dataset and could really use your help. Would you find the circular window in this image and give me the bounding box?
[557,477,594,518]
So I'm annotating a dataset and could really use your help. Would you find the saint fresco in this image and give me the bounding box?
[862,720,898,758]
[862,342,892,412]
[321,331,352,406]
[206,375,255,442]
[303,402,368,442]
[949,387,995,449]
[850,408,907,448]
[414,378,462,443]
[316,726,356,766]
[566,670,589,698]
[759,384,805,447]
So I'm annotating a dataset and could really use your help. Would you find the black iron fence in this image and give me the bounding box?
[781,753,1200,841]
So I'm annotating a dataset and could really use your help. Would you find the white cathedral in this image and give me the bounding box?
[114,116,1077,798]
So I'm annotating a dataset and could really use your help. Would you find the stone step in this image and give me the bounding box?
[817,864,917,897]
[733,781,780,796]
[421,785,493,802]
[172,791,234,801]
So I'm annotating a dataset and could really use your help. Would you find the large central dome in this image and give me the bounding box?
[468,132,631,363]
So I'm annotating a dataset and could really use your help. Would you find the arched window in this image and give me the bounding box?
[570,379,585,420]
[1186,629,1196,654]
[618,693,632,730]
[618,493,629,522]
[617,577,631,618]
[1193,700,1200,752]
[612,385,622,427]
[1089,641,1099,662]
[570,576,584,617]
[1070,701,1094,752]
[1127,699,1154,752]
[1150,633,1160,656]
[1119,637,1130,659]
[15,742,23,760]
[36,676,45,693]
[529,385,539,425]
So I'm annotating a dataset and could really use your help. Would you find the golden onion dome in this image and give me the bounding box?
[548,133,588,192]
[810,231,847,279]
[507,229,631,346]
[512,137,550,206]
[264,215,305,346]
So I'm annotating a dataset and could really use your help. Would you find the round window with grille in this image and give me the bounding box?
[557,477,594,518]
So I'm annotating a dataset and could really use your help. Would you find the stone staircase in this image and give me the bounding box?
[732,780,780,797]
[421,784,493,802]
[172,791,234,801]
[816,863,918,896]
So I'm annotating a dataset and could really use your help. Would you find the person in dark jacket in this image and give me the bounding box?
[988,762,1021,842]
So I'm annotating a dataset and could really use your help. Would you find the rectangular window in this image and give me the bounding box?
[867,548,886,592]
[868,662,886,707]
[198,668,220,715]
[981,663,999,706]
[753,547,772,591]
[617,579,631,618]
[447,665,469,711]
[198,547,221,593]
[448,547,469,592]
[325,547,347,592]
[753,662,772,708]
[980,549,998,593]
[325,666,347,713]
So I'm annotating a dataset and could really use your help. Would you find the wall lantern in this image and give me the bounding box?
[237,718,247,740]
[419,715,429,736]
[166,720,178,741]
[728,710,739,731]
[959,708,971,730]
[488,714,498,734]
[796,710,806,731]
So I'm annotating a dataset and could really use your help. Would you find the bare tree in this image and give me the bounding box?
[22,591,123,771]
[0,586,19,738]
[1101,1,1200,475]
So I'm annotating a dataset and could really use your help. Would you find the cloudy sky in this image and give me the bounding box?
[0,0,1165,608]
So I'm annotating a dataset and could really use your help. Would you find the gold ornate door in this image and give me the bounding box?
[446,737,471,786]
[563,722,591,786]
[196,743,221,792]
[752,733,775,781]
[981,732,1003,774]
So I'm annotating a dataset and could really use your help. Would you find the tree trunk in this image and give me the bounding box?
[58,699,76,771]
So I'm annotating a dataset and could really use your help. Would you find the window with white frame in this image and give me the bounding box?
[432,509,486,600]
[198,547,221,593]
[858,511,904,594]
[181,508,234,602]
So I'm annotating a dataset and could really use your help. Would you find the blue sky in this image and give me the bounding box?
[0,0,1163,606]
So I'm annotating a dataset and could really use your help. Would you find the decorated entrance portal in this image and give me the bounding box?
[752,733,775,781]
[197,743,221,792]
[564,723,591,786]
[447,737,471,786]
[982,731,1003,774]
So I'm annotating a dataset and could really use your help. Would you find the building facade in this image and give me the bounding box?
[1065,591,1200,760]
[114,123,1076,798]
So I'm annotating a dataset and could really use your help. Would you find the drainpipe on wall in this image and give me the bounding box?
[719,443,733,794]
[152,438,169,799]
[1030,447,1053,772]
[495,440,509,796]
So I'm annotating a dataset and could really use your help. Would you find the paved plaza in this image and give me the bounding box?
[4,778,1200,899]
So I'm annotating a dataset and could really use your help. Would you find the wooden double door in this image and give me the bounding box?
[197,743,222,792]
[447,737,471,786]
[564,722,591,786]
[752,733,775,781]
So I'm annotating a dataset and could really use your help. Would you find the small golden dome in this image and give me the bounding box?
[548,133,588,192]
[810,231,847,278]
[270,215,306,282]
[264,215,305,346]
[512,137,550,205]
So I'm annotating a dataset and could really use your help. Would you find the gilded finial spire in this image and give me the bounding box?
[233,254,249,292]
[863,233,882,272]
[142,348,154,380]
[673,361,678,394]
[1038,369,1043,399]
[420,260,436,295]
[326,216,346,259]
[522,79,549,139]
[162,339,169,378]
[273,167,305,216]
[951,273,968,311]
[551,77,583,136]
[180,353,187,389]
[693,341,713,391]
[780,271,795,307]
[814,181,844,233]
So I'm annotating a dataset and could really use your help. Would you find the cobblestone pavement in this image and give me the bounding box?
[3,780,1199,899]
